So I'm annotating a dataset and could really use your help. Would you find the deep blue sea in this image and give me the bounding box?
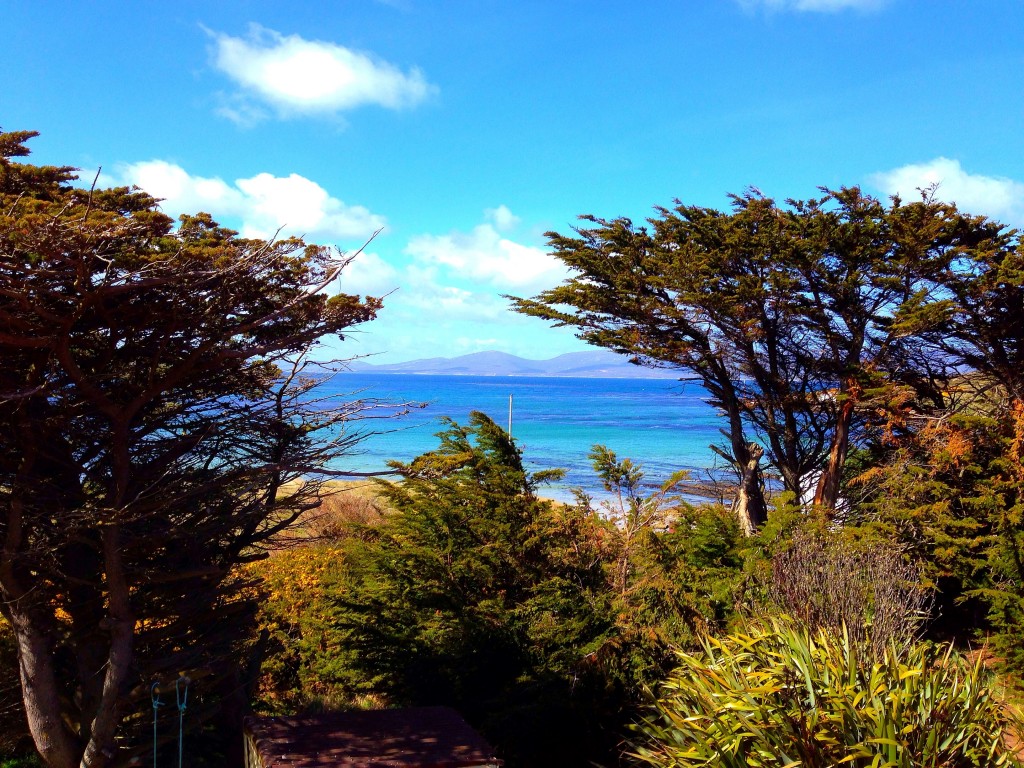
[317,373,722,502]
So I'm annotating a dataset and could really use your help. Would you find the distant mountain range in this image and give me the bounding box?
[343,350,679,379]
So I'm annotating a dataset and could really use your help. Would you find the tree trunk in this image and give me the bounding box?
[813,377,859,514]
[79,525,135,768]
[717,379,769,536]
[735,442,767,536]
[3,470,80,768]
[8,609,80,768]
[66,540,107,744]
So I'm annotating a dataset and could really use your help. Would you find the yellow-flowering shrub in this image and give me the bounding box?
[245,544,360,713]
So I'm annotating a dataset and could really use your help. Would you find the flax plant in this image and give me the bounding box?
[630,618,1022,767]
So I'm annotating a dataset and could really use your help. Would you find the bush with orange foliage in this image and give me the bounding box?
[853,386,1024,682]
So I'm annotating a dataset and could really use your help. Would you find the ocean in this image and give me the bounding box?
[318,373,724,502]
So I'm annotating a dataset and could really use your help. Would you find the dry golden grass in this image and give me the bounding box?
[270,480,393,549]
[305,481,389,538]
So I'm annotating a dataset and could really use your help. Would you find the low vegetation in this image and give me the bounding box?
[631,618,1023,768]
[243,412,1024,768]
[246,413,746,767]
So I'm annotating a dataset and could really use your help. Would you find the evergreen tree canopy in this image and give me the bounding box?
[0,129,382,768]
[335,413,620,767]
[337,412,609,705]
[513,188,1007,531]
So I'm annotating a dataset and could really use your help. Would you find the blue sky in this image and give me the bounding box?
[4,0,1023,363]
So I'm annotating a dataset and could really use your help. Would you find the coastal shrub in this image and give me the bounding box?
[245,417,747,768]
[246,543,359,714]
[333,412,618,768]
[331,414,759,768]
[630,618,1024,768]
[852,400,1024,678]
[573,447,744,688]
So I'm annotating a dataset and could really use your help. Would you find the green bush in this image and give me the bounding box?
[631,618,1023,768]
[0,757,42,768]
[334,412,619,768]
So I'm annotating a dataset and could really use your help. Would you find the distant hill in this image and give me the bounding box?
[343,350,679,379]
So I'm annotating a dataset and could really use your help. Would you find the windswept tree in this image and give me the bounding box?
[932,236,1024,402]
[513,188,1002,531]
[0,129,384,768]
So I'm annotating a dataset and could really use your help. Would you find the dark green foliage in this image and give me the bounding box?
[335,413,617,767]
[314,415,747,768]
[0,129,381,768]
[577,446,743,675]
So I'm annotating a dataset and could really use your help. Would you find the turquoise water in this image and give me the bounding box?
[320,373,723,501]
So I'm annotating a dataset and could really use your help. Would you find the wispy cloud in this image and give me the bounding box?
[405,207,566,294]
[111,160,387,241]
[337,251,400,298]
[342,207,570,360]
[870,157,1024,225]
[739,0,887,12]
[208,24,436,121]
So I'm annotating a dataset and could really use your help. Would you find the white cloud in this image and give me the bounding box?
[337,251,400,298]
[405,208,567,293]
[870,157,1024,225]
[112,160,387,241]
[740,0,886,11]
[485,204,520,232]
[357,209,566,360]
[389,265,509,320]
[210,25,436,119]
